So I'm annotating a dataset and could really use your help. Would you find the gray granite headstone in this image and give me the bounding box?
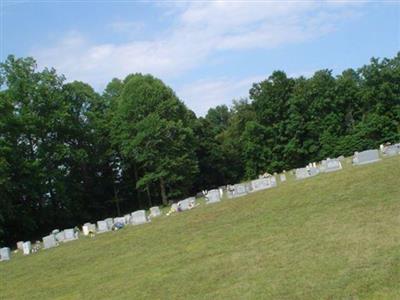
[150,206,161,217]
[353,149,380,165]
[206,189,221,204]
[320,158,342,172]
[251,177,277,191]
[22,241,32,255]
[0,247,11,261]
[43,235,57,249]
[97,220,109,233]
[280,174,286,182]
[131,210,147,225]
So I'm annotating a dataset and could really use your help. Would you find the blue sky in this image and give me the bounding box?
[1,0,399,116]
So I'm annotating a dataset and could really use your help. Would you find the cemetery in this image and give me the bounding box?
[1,146,396,260]
[0,150,399,299]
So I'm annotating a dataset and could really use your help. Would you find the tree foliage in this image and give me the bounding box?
[0,53,399,246]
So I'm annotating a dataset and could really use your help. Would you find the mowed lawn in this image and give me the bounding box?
[1,156,400,299]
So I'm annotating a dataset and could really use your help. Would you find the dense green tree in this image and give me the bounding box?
[112,74,198,205]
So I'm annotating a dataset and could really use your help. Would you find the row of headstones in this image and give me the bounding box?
[203,175,279,204]
[294,146,400,180]
[2,145,398,261]
[0,207,164,261]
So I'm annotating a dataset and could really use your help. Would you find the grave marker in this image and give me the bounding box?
[0,247,11,261]
[43,235,57,249]
[131,210,148,225]
[150,206,161,217]
[353,149,380,165]
[22,241,32,255]
[206,189,221,204]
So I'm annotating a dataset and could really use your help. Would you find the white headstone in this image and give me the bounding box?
[82,224,90,236]
[206,189,221,204]
[22,241,32,255]
[0,247,11,261]
[55,231,65,242]
[124,214,131,224]
[97,220,109,233]
[16,241,24,250]
[105,218,113,229]
[131,210,147,225]
[353,149,380,165]
[280,174,286,182]
[295,167,319,179]
[43,235,57,249]
[381,144,400,156]
[177,199,190,211]
[64,228,76,241]
[113,217,126,225]
[150,206,161,217]
[233,183,247,198]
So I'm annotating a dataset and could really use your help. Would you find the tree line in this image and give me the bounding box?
[1,53,399,245]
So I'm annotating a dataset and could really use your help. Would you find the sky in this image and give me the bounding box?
[1,0,399,116]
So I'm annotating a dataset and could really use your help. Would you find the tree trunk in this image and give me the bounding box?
[146,185,152,207]
[159,177,167,206]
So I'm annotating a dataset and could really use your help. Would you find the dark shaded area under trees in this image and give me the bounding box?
[1,53,399,246]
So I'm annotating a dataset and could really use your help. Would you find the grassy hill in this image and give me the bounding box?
[1,156,400,299]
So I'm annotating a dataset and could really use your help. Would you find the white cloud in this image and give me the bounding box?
[31,1,365,112]
[108,21,145,34]
[177,75,264,116]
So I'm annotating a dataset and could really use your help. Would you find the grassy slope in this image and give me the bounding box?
[1,156,399,300]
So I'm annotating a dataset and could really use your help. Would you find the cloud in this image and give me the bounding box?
[108,21,145,34]
[176,75,264,116]
[30,1,365,112]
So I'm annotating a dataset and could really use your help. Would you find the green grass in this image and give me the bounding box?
[1,156,400,299]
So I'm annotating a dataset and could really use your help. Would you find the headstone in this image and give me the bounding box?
[16,241,24,250]
[82,223,95,236]
[150,206,161,217]
[381,144,400,156]
[295,167,319,179]
[177,198,190,211]
[55,231,65,242]
[131,210,147,225]
[52,229,60,235]
[97,220,109,233]
[64,228,77,241]
[206,189,221,204]
[22,241,32,255]
[280,174,286,182]
[113,217,126,225]
[124,214,131,224]
[353,149,380,165]
[233,183,247,198]
[244,182,253,193]
[43,235,57,249]
[105,218,113,230]
[320,158,342,173]
[251,177,277,191]
[0,247,11,261]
